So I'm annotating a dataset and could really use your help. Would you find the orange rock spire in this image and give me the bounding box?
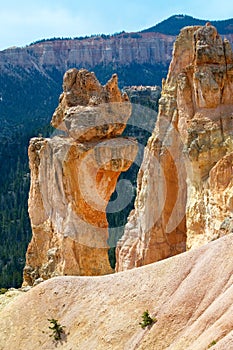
[23,69,137,286]
[116,24,233,271]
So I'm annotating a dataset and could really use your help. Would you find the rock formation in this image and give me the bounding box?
[1,234,233,349]
[123,85,161,111]
[0,33,174,71]
[23,69,137,286]
[116,24,233,271]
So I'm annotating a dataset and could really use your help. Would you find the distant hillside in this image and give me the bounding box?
[142,14,233,35]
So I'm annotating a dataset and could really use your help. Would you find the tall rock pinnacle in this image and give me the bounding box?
[116,24,233,271]
[23,69,137,286]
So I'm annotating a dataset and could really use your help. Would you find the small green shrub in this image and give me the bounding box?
[139,310,157,329]
[208,340,217,348]
[48,318,65,341]
[0,288,8,294]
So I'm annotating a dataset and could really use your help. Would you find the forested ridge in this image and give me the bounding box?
[0,135,31,287]
[142,14,233,35]
[0,123,55,288]
[0,68,60,288]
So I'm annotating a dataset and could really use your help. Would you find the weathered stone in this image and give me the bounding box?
[23,70,137,286]
[123,85,161,111]
[51,69,130,139]
[116,24,233,271]
[1,234,233,349]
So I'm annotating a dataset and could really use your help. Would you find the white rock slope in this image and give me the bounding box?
[0,234,232,350]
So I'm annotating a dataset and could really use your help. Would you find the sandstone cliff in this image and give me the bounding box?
[0,33,174,72]
[1,31,232,74]
[0,234,232,349]
[116,24,233,271]
[23,69,137,286]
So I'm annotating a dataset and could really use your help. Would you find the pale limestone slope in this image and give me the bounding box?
[0,234,232,350]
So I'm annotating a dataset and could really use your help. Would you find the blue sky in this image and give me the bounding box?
[1,0,233,50]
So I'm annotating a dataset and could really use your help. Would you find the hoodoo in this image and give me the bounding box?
[23,69,137,286]
[116,24,233,271]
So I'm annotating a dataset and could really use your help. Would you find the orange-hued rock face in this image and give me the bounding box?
[23,69,137,286]
[116,24,233,271]
[51,68,130,140]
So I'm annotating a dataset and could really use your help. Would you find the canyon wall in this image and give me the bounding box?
[23,69,137,286]
[116,24,233,271]
[1,32,233,73]
[0,33,174,72]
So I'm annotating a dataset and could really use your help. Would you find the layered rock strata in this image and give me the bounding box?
[116,24,233,271]
[23,69,137,286]
[0,33,175,70]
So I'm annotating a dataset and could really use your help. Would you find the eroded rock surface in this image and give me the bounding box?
[23,69,137,286]
[116,24,233,271]
[1,234,233,349]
